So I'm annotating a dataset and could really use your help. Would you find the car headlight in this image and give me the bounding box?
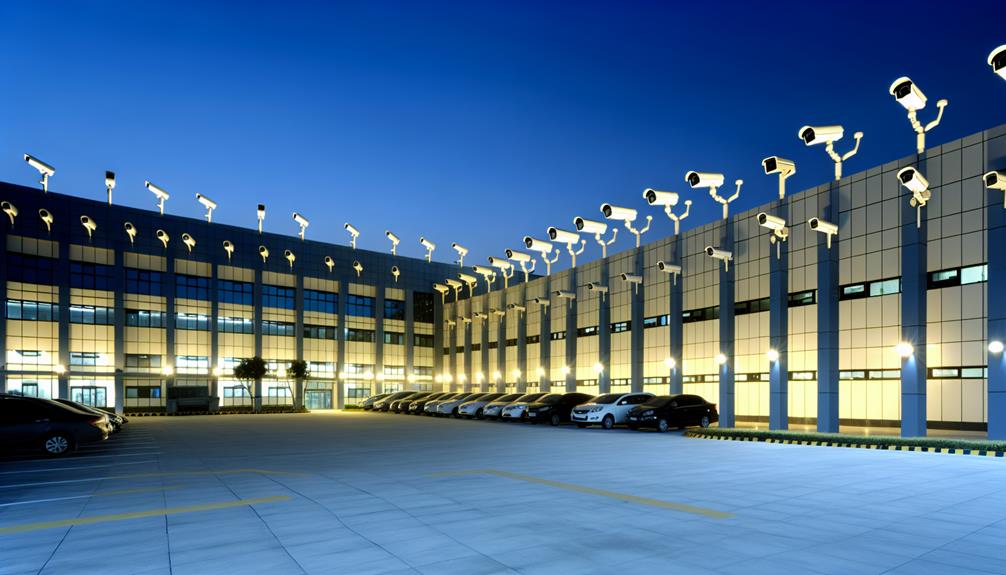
[537,406,550,411]
[588,406,603,413]
[641,410,654,416]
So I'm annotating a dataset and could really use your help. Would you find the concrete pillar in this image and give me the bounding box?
[768,199,789,430]
[989,175,1006,438]
[668,237,683,394]
[539,276,551,393]
[900,161,929,438]
[374,287,385,395]
[464,297,473,392]
[718,221,735,428]
[113,248,126,415]
[405,288,415,391]
[817,183,841,433]
[252,268,263,412]
[433,291,444,392]
[0,224,6,394]
[598,260,611,394]
[517,284,528,393]
[336,274,348,407]
[496,297,506,393]
[630,248,645,393]
[565,269,578,392]
[294,274,305,408]
[209,262,220,411]
[448,300,458,391]
[57,240,71,399]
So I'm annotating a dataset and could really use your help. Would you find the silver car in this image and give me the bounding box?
[424,392,461,415]
[435,393,484,417]
[500,395,544,421]
[479,392,526,419]
[457,393,506,418]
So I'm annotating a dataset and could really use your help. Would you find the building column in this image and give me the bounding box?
[496,301,506,393]
[539,276,551,393]
[432,292,444,392]
[163,251,176,412]
[598,261,611,394]
[336,274,348,408]
[718,221,736,427]
[404,289,415,391]
[113,248,126,415]
[479,306,490,392]
[293,274,305,408]
[57,241,71,399]
[630,248,645,393]
[516,284,528,393]
[252,268,263,412]
[565,269,578,392]
[817,183,841,433]
[0,227,6,394]
[463,297,473,392]
[447,300,458,391]
[209,263,220,411]
[900,162,929,438]
[768,199,789,430]
[668,237,684,394]
[989,172,1006,439]
[374,287,385,395]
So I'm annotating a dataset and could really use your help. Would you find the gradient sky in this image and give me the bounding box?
[2,1,1003,269]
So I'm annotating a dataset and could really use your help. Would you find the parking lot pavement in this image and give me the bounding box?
[2,412,1006,575]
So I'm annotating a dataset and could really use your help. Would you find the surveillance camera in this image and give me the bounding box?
[324,255,335,271]
[223,240,234,256]
[145,181,169,200]
[385,230,399,244]
[889,77,927,111]
[390,265,400,277]
[445,278,463,289]
[656,261,681,274]
[196,193,217,210]
[553,290,575,299]
[798,125,844,146]
[762,156,796,177]
[433,283,450,294]
[587,282,608,293]
[506,248,533,262]
[24,154,55,177]
[685,171,725,189]
[620,273,642,283]
[984,170,1006,191]
[705,246,732,260]
[808,217,838,235]
[459,273,478,287]
[1,201,18,224]
[353,260,363,272]
[599,204,637,221]
[488,256,512,270]
[451,242,468,256]
[156,229,170,247]
[990,45,1006,79]
[181,233,196,250]
[642,189,679,207]
[507,303,526,312]
[105,171,116,189]
[532,296,550,306]
[258,245,269,258]
[573,217,607,234]
[522,236,553,253]
[284,249,295,264]
[756,212,787,231]
[344,223,359,237]
[472,265,494,276]
[293,212,310,227]
[897,167,930,194]
[420,237,436,250]
[547,227,580,245]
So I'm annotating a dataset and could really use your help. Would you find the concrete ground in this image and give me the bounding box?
[1,412,1005,575]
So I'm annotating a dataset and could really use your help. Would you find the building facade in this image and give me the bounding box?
[2,124,1005,435]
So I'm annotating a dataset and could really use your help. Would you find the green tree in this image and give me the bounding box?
[233,356,267,411]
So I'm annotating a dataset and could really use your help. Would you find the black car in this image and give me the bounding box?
[391,392,431,413]
[407,392,450,414]
[54,398,126,432]
[0,394,110,455]
[525,393,594,426]
[626,394,718,432]
[372,391,418,412]
[361,393,391,410]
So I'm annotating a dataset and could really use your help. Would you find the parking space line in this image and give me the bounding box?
[430,469,734,519]
[0,461,159,475]
[0,495,291,534]
[0,485,185,507]
[0,468,309,489]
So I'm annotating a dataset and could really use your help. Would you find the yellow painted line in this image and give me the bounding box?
[0,485,186,508]
[0,496,290,535]
[430,469,733,519]
[0,468,309,490]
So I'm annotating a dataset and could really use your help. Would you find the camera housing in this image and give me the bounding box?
[488,256,513,270]
[600,204,637,221]
[532,296,550,306]
[547,227,580,245]
[762,156,796,177]
[685,171,725,189]
[574,217,607,234]
[889,77,927,111]
[124,222,138,243]
[643,188,679,207]
[284,249,296,268]
[506,248,533,262]
[656,261,681,274]
[985,170,1006,191]
[553,290,576,300]
[39,209,54,232]
[181,232,196,252]
[145,181,170,214]
[989,45,1006,79]
[897,167,930,194]
[799,125,844,145]
[324,256,335,271]
[258,245,269,261]
[1,201,17,225]
[705,246,733,271]
[523,236,554,254]
[620,273,642,283]
[756,212,787,231]
[587,282,608,293]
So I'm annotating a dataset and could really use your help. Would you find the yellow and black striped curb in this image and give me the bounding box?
[686,433,1005,457]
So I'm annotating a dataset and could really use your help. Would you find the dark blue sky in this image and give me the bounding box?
[2,1,1003,268]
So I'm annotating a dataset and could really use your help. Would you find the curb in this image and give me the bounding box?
[686,433,1005,457]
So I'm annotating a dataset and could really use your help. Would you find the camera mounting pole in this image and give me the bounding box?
[566,240,586,268]
[624,215,652,247]
[664,200,692,235]
[825,133,863,181]
[709,180,743,220]
[594,228,618,258]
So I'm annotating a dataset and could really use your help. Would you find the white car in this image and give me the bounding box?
[457,393,506,418]
[480,392,528,419]
[571,392,654,429]
[436,392,484,417]
[500,400,534,421]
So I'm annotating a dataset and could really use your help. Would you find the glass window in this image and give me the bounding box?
[70,352,100,366]
[869,278,901,297]
[218,316,253,334]
[69,305,114,325]
[611,321,630,333]
[928,269,960,289]
[176,274,210,300]
[262,285,295,309]
[177,356,209,373]
[961,264,987,285]
[6,253,57,285]
[577,326,598,337]
[384,331,404,345]
[840,284,867,300]
[550,331,566,340]
[304,289,337,313]
[218,280,253,305]
[304,324,337,339]
[261,320,295,336]
[413,292,435,324]
[788,290,816,307]
[70,262,115,291]
[125,269,164,296]
[414,333,434,347]
[176,313,210,330]
[526,335,540,344]
[5,299,58,321]
[346,328,375,343]
[126,309,165,328]
[384,298,406,321]
[346,294,375,317]
[125,354,162,368]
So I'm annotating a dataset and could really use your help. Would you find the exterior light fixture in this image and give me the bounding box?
[324,256,335,272]
[715,353,728,365]
[386,230,400,255]
[212,366,224,377]
[451,243,468,266]
[162,364,174,376]
[476,372,485,383]
[808,217,838,248]
[895,342,914,358]
[181,233,196,253]
[156,229,169,249]
[593,362,604,374]
[293,213,310,240]
[105,171,116,205]
[257,204,266,234]
[898,167,932,228]
[38,209,53,233]
[889,77,948,154]
[284,249,295,269]
[222,240,234,260]
[766,349,780,362]
[344,223,359,249]
[536,367,545,378]
[24,154,55,193]
[547,227,586,268]
[145,181,170,215]
[989,340,1004,354]
[643,188,692,235]
[512,368,521,379]
[80,215,96,239]
[352,260,363,277]
[574,216,618,257]
[600,204,652,248]
[686,171,741,220]
[1,201,17,226]
[493,370,502,381]
[458,373,467,382]
[762,157,796,199]
[196,193,217,222]
[420,237,436,262]
[54,364,66,375]
[259,245,269,263]
[664,357,676,370]
[798,125,863,181]
[990,45,1006,80]
[561,366,571,376]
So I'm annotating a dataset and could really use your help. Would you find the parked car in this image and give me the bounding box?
[423,393,458,415]
[480,393,528,419]
[525,393,594,425]
[407,392,450,414]
[0,394,110,455]
[372,391,418,412]
[571,392,654,429]
[54,399,126,432]
[391,392,432,413]
[499,393,549,421]
[457,393,505,418]
[625,394,718,431]
[361,393,391,410]
[435,393,484,417]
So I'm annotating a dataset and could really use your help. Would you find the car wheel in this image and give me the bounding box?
[550,413,561,426]
[700,415,711,428]
[476,408,484,420]
[43,433,73,455]
[657,418,669,432]
[601,415,615,430]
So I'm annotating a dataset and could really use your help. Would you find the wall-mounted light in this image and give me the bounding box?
[391,265,400,283]
[664,357,676,370]
[493,370,503,382]
[80,215,97,239]
[989,340,1004,354]
[156,229,169,248]
[512,368,521,380]
[146,181,170,215]
[54,363,66,375]
[766,349,780,362]
[324,256,334,272]
[259,245,269,263]
[38,208,53,233]
[895,342,914,358]
[561,366,571,376]
[1,201,18,226]
[223,240,234,261]
[352,260,363,277]
[162,364,174,376]
[592,363,604,374]
[181,233,196,253]
[284,249,295,269]
[24,154,55,193]
[715,353,728,365]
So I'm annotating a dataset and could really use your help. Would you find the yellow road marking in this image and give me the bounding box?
[0,468,309,489]
[0,496,290,535]
[430,469,733,519]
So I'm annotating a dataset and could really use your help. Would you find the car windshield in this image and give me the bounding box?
[644,395,676,407]
[516,393,545,402]
[590,394,621,404]
[496,394,522,402]
[538,394,562,404]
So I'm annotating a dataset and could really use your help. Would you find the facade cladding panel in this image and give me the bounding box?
[1,124,1005,433]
